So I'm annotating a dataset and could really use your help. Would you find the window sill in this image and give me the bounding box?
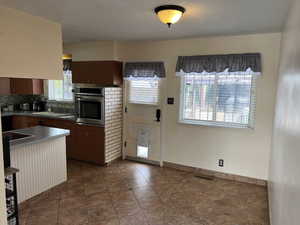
[178,119,253,129]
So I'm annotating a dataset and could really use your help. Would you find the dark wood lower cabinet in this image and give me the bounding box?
[75,125,105,165]
[38,118,76,160]
[7,116,106,165]
[11,116,39,130]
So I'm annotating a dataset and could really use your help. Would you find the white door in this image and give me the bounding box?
[123,79,163,165]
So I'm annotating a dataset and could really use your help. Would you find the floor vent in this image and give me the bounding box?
[194,170,215,180]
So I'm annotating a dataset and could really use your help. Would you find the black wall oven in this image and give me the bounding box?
[74,87,105,126]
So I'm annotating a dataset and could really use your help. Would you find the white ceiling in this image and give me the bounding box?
[0,0,291,42]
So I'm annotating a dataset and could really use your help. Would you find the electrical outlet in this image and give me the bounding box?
[218,159,224,167]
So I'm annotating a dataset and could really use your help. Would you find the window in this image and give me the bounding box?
[128,79,160,105]
[48,70,73,101]
[179,73,256,128]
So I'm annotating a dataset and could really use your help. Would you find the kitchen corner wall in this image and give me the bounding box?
[269,0,300,224]
[0,6,63,80]
[64,32,281,180]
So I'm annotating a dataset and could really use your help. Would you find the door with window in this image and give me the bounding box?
[123,78,163,164]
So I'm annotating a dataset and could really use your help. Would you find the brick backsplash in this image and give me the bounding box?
[104,87,123,163]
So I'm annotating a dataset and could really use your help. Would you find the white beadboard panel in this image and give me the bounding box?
[10,137,67,203]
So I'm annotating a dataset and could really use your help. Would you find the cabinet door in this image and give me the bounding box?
[11,78,44,95]
[11,78,32,94]
[1,116,13,131]
[74,125,105,165]
[11,116,39,130]
[32,79,44,94]
[0,78,11,95]
[72,61,122,86]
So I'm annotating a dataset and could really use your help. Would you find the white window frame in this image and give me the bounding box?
[179,74,257,129]
[47,70,73,102]
[128,79,160,106]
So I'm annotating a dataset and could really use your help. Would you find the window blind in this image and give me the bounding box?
[129,80,160,105]
[180,73,256,128]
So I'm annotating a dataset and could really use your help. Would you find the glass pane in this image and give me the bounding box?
[63,70,73,100]
[48,70,73,101]
[137,146,149,158]
[129,79,159,105]
[183,75,215,121]
[216,75,252,124]
[181,74,254,127]
[79,101,102,120]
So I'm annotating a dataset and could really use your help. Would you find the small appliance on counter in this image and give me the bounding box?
[32,101,38,112]
[19,103,31,111]
[32,101,46,112]
[7,105,15,112]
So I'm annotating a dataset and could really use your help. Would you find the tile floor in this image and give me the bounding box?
[19,160,269,225]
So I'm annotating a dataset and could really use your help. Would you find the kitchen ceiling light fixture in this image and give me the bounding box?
[154,5,186,28]
[62,54,72,60]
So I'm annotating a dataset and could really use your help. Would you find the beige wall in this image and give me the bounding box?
[0,6,63,80]
[269,0,300,224]
[63,41,117,61]
[117,33,281,180]
[62,33,280,180]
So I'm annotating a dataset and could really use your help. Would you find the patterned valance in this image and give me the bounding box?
[124,62,166,79]
[176,53,262,75]
[63,59,72,71]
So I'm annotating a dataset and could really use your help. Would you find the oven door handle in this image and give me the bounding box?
[75,93,104,97]
[76,97,103,102]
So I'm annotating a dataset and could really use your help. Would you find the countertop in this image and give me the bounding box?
[1,111,76,121]
[4,126,70,149]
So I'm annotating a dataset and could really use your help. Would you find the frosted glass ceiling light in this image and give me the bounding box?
[154,5,186,28]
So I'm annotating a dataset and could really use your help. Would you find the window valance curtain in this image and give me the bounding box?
[176,53,262,76]
[124,62,166,79]
[63,59,72,71]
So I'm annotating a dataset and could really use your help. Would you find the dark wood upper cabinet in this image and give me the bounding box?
[72,61,123,86]
[0,78,11,95]
[0,78,44,95]
[11,78,44,95]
